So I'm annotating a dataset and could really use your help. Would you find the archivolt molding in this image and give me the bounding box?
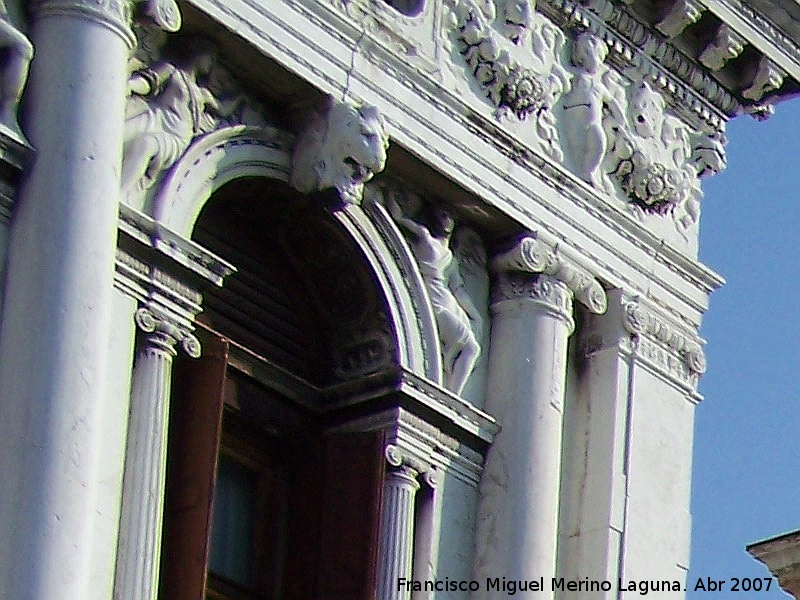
[361,188,443,385]
[151,125,293,236]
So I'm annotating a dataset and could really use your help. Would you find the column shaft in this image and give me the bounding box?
[377,466,420,600]
[0,7,131,598]
[474,274,574,599]
[114,330,176,600]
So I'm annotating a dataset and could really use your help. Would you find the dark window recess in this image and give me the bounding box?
[159,328,386,600]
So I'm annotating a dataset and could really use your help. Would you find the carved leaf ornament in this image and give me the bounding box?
[456,4,552,120]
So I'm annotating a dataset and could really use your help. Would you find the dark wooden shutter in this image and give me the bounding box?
[316,431,386,600]
[160,331,229,600]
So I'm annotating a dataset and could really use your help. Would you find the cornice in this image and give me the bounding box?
[700,0,800,97]
[398,367,499,446]
[119,203,235,287]
[115,248,204,331]
[330,405,487,486]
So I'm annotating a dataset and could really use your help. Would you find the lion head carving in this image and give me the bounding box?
[291,97,389,204]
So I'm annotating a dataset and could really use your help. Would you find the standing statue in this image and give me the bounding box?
[122,42,234,200]
[387,195,482,396]
[0,1,33,138]
[561,32,625,191]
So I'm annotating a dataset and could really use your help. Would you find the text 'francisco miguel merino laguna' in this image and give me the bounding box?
[397,577,684,595]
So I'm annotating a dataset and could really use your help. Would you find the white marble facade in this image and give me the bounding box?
[0,0,795,598]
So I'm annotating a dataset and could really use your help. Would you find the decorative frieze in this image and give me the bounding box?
[291,96,389,204]
[543,0,739,120]
[623,297,707,386]
[452,0,569,159]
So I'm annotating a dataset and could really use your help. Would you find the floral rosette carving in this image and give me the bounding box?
[503,67,546,119]
[614,152,689,213]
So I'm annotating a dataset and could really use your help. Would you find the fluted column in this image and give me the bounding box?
[473,235,607,599]
[113,307,200,600]
[378,446,421,600]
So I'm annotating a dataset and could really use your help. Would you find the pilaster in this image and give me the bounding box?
[557,290,633,598]
[113,306,200,600]
[473,234,606,599]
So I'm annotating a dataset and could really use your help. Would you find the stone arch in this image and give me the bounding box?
[151,125,442,384]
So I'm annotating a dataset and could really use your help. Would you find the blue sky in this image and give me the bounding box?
[689,99,800,598]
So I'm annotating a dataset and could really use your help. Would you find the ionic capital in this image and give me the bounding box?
[134,306,200,358]
[491,234,607,314]
[384,444,439,487]
[33,0,180,47]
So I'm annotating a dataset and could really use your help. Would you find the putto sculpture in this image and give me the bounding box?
[562,32,625,192]
[290,97,389,204]
[387,194,482,396]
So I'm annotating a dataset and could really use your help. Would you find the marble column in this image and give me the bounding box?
[378,446,421,600]
[114,307,200,600]
[0,2,131,598]
[473,235,607,599]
